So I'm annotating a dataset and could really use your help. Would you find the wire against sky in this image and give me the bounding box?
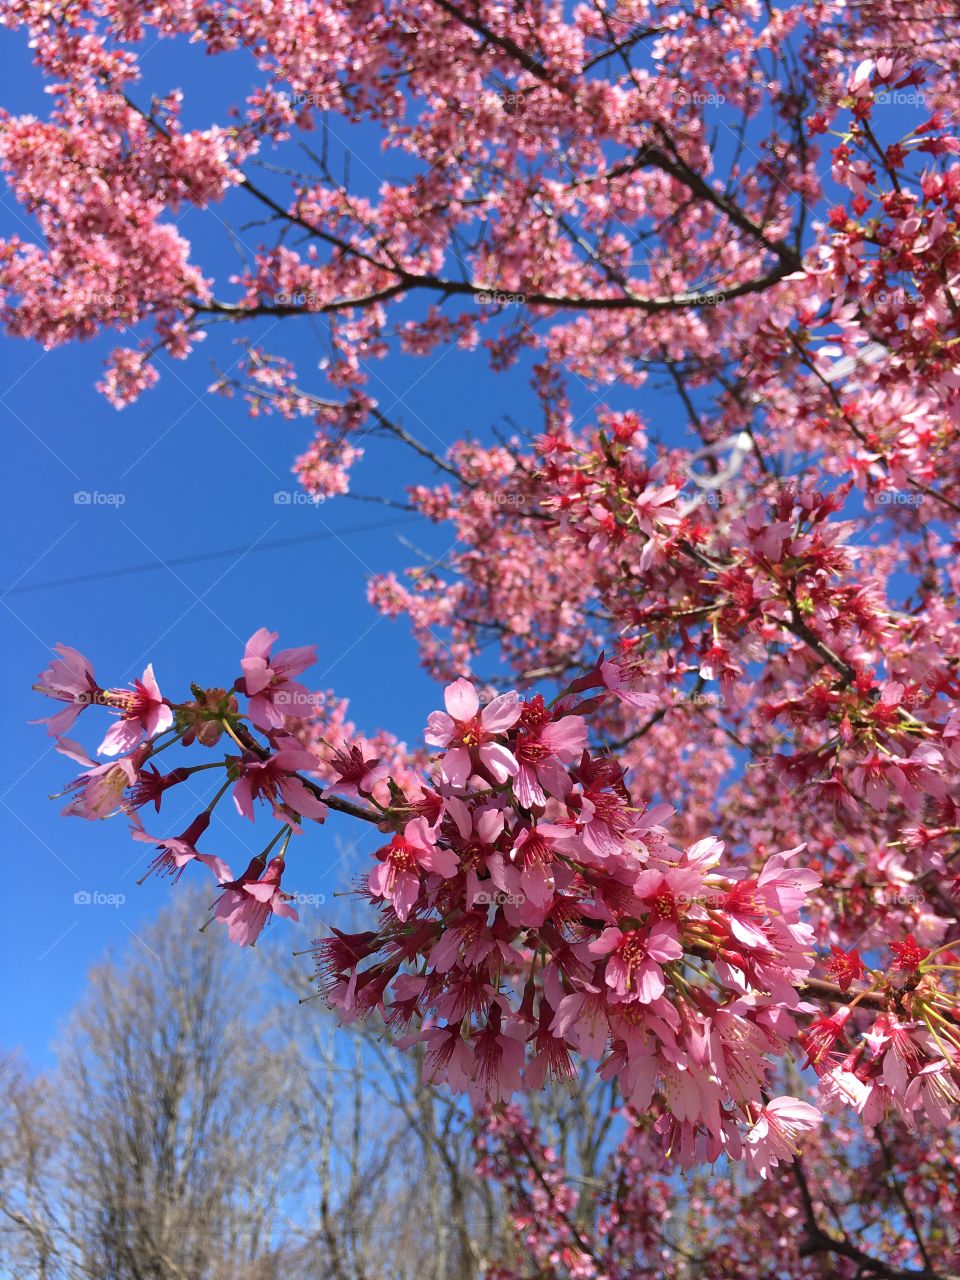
[2,516,418,596]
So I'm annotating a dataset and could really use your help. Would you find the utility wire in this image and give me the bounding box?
[3,516,419,596]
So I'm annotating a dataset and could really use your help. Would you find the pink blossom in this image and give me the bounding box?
[904,1061,960,1126]
[422,1024,475,1093]
[232,747,328,823]
[55,737,143,820]
[212,854,299,946]
[468,1008,526,1104]
[744,1097,822,1179]
[239,627,317,729]
[589,922,684,1004]
[326,741,388,798]
[98,665,173,756]
[369,817,458,921]
[33,645,100,737]
[512,695,586,809]
[133,812,231,883]
[425,678,521,786]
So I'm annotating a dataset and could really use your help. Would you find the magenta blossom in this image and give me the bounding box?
[33,644,101,737]
[369,817,458,921]
[239,627,317,729]
[232,747,328,824]
[98,664,173,756]
[211,854,298,946]
[589,922,684,1003]
[326,741,388,799]
[512,695,586,809]
[133,812,231,883]
[425,678,521,787]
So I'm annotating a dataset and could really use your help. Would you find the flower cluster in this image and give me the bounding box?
[34,637,835,1164]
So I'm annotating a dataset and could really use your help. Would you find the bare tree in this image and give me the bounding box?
[0,894,521,1280]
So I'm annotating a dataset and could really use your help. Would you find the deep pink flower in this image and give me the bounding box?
[422,1023,475,1093]
[827,945,865,992]
[239,627,317,729]
[889,933,930,971]
[589,922,683,1003]
[600,658,658,711]
[425,678,521,787]
[800,1008,852,1071]
[133,811,230,883]
[33,645,101,737]
[99,664,174,756]
[232,747,328,823]
[468,1007,526,1104]
[327,741,388,798]
[369,817,458,921]
[512,695,586,809]
[212,854,299,946]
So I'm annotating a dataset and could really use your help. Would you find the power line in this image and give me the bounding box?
[3,516,419,596]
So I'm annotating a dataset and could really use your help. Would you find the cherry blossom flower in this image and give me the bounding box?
[744,1097,822,1179]
[98,665,173,756]
[425,678,521,786]
[211,855,299,946]
[369,817,458,921]
[589,923,684,1004]
[33,645,101,737]
[232,747,328,823]
[133,812,230,883]
[55,737,144,820]
[239,627,317,729]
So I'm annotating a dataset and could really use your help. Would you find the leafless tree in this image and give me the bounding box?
[0,893,524,1280]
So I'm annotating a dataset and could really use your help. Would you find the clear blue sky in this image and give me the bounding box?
[0,26,694,1067]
